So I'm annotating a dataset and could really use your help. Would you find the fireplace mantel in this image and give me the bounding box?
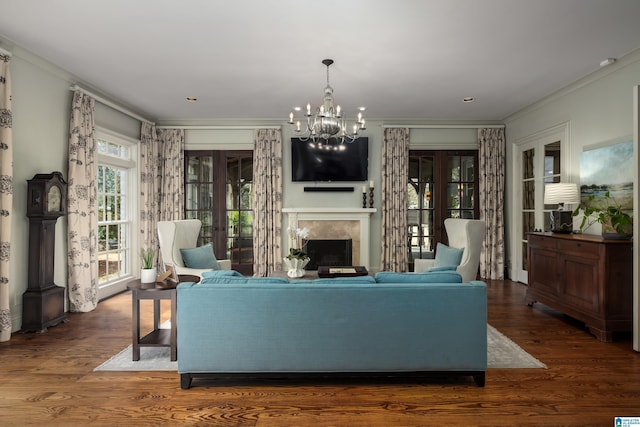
[283,207,376,269]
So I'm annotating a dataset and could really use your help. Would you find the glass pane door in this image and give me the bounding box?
[185,150,254,275]
[408,150,478,270]
[516,141,561,283]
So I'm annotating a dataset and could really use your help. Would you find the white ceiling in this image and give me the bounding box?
[2,0,640,123]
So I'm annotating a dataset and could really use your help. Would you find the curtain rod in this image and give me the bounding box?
[69,85,154,124]
[382,124,504,129]
[0,47,12,57]
[156,125,281,130]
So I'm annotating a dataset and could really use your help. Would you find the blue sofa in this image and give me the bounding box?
[177,271,487,389]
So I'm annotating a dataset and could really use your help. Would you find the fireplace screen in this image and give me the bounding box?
[304,239,352,270]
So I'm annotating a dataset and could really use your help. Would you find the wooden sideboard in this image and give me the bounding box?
[526,232,633,342]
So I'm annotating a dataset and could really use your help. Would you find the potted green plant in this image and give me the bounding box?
[283,226,311,278]
[572,191,632,239]
[140,247,157,283]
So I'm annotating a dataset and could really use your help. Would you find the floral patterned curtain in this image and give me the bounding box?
[478,128,505,280]
[139,122,160,259]
[139,124,184,269]
[381,128,409,271]
[67,91,98,312]
[157,129,184,221]
[252,128,282,277]
[0,53,13,341]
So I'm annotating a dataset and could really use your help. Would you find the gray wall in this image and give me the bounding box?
[4,43,143,331]
[504,48,640,349]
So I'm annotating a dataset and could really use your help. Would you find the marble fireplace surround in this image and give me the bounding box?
[282,208,376,269]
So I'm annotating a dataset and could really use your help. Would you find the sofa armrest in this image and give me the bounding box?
[175,259,232,280]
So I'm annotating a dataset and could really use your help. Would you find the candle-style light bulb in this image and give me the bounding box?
[289,112,294,123]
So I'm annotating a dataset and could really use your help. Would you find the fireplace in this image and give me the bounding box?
[282,207,376,270]
[304,239,352,270]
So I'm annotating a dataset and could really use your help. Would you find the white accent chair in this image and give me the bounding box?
[157,219,231,280]
[414,218,486,282]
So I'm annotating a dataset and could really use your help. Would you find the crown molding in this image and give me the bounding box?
[504,47,640,124]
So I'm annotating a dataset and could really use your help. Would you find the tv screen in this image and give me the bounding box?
[291,137,368,182]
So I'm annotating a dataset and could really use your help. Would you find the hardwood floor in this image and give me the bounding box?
[1,279,639,426]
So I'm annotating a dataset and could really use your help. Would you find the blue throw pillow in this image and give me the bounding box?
[180,243,221,270]
[427,265,458,272]
[434,243,464,268]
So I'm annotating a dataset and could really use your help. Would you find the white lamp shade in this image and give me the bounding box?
[544,183,579,205]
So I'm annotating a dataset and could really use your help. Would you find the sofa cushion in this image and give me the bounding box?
[201,269,244,278]
[180,243,221,270]
[199,276,290,285]
[309,276,377,285]
[434,243,464,268]
[374,271,463,284]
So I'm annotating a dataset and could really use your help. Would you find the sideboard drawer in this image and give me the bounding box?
[557,239,599,258]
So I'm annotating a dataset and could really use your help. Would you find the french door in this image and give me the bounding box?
[513,123,568,283]
[185,150,254,275]
[408,150,479,270]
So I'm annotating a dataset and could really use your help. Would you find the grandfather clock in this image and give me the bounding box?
[22,172,68,332]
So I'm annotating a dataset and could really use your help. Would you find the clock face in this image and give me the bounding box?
[47,185,62,212]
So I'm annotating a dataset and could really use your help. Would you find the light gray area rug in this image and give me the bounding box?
[94,324,546,371]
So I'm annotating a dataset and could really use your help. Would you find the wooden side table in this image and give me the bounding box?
[127,279,177,361]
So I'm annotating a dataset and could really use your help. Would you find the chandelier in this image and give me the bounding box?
[288,59,365,145]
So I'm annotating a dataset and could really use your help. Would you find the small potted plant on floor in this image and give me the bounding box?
[572,191,632,239]
[140,247,157,283]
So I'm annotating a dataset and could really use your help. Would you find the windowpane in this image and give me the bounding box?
[97,151,132,286]
[522,212,535,239]
[422,183,433,209]
[448,157,460,181]
[523,148,534,179]
[447,184,460,209]
[420,157,434,181]
[523,180,535,210]
[460,183,474,209]
[461,156,475,181]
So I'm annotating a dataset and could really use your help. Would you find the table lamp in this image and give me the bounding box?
[544,183,580,233]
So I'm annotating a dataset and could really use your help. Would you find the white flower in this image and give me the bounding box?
[297,227,310,239]
[287,226,311,250]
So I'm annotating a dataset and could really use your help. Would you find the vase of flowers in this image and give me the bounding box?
[284,226,310,278]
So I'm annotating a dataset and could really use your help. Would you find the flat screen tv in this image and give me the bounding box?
[291,137,368,182]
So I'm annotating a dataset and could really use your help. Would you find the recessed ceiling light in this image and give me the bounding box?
[186,97,198,102]
[599,58,616,67]
[463,97,474,103]
[358,107,366,111]
[294,106,301,111]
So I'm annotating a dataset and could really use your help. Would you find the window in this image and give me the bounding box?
[96,130,137,299]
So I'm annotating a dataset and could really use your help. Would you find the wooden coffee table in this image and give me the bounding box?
[127,279,177,361]
[317,266,369,278]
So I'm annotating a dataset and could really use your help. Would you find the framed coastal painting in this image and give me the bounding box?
[579,139,633,210]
